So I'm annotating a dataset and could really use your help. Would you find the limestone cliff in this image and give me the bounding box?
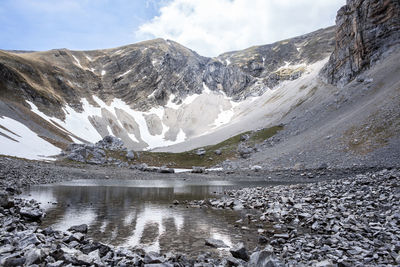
[321,0,400,86]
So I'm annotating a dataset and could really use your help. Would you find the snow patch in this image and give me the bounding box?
[165,94,181,109]
[101,70,106,76]
[0,116,61,160]
[211,107,234,128]
[71,55,82,68]
[147,91,155,99]
[106,125,113,136]
[28,100,103,143]
[118,69,131,78]
[92,96,185,149]
[202,83,212,94]
[85,55,92,61]
[113,49,123,55]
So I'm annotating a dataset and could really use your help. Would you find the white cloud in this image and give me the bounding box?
[136,0,345,57]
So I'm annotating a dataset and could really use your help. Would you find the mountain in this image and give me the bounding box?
[0,0,399,168]
[0,26,334,159]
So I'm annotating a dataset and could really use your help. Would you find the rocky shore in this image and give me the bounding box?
[191,168,400,266]
[1,155,399,266]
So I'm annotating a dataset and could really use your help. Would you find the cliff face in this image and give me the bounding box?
[321,0,400,86]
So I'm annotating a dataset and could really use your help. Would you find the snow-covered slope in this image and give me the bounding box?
[0,57,327,159]
[0,116,61,160]
[0,27,336,160]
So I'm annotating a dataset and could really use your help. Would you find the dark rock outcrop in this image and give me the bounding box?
[321,0,400,86]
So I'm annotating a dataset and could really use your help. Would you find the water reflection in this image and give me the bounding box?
[23,179,269,257]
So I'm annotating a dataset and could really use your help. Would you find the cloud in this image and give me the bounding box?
[136,0,345,57]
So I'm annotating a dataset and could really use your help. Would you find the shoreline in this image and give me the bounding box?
[0,156,399,266]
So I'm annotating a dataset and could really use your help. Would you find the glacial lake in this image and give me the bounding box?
[22,179,279,258]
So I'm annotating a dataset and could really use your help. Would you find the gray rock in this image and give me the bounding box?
[96,135,124,151]
[19,207,43,221]
[47,260,64,267]
[0,190,13,208]
[68,224,88,233]
[321,0,400,86]
[24,248,43,265]
[157,166,175,173]
[238,145,253,159]
[249,250,284,267]
[205,238,229,248]
[126,150,135,160]
[3,257,26,266]
[230,242,249,261]
[240,134,250,141]
[214,149,222,155]
[251,165,262,172]
[144,251,164,264]
[0,244,15,254]
[192,166,206,173]
[293,162,305,170]
[195,148,206,156]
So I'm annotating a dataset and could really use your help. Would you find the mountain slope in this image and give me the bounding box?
[0,27,335,159]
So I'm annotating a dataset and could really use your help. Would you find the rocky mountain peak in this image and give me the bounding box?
[0,26,336,154]
[321,0,400,86]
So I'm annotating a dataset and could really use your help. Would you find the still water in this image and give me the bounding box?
[23,179,274,257]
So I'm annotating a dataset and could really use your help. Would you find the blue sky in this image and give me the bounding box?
[0,0,345,57]
[0,0,164,51]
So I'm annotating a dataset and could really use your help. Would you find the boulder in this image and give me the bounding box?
[251,165,262,172]
[0,190,13,208]
[143,251,164,264]
[24,248,43,265]
[205,238,229,248]
[238,145,253,159]
[126,150,135,160]
[293,163,305,170]
[19,207,44,221]
[230,242,249,261]
[192,166,206,173]
[195,148,206,156]
[240,134,250,141]
[157,166,175,173]
[249,250,284,267]
[96,135,124,150]
[68,224,88,233]
[3,257,26,266]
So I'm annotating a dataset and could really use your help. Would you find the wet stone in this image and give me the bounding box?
[205,238,229,248]
[230,242,249,261]
[68,224,88,233]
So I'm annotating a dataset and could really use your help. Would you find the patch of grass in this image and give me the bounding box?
[124,125,283,168]
[343,109,400,154]
[273,66,306,78]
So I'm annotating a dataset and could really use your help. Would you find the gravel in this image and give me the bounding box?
[190,168,400,266]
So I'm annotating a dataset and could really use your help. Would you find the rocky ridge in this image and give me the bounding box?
[0,26,335,154]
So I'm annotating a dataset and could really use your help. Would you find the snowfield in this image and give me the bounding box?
[0,116,61,160]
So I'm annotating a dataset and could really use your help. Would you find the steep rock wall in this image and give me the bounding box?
[322,0,400,86]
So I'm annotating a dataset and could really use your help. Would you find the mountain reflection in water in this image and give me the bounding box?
[23,179,269,257]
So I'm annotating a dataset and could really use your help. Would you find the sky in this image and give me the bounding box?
[0,0,345,57]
